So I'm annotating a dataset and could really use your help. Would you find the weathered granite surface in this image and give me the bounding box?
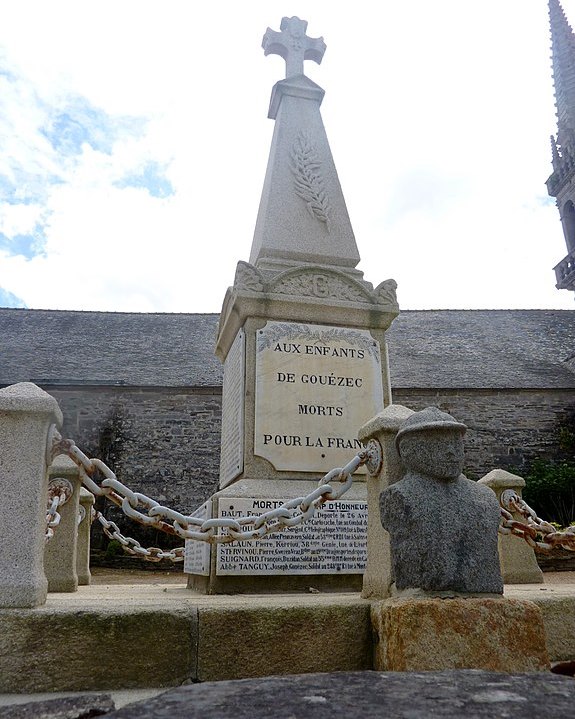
[0,382,62,608]
[0,694,115,718]
[381,407,503,594]
[0,607,197,692]
[372,598,549,672]
[107,671,575,718]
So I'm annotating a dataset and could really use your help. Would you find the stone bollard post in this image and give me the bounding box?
[478,469,544,584]
[369,407,549,673]
[0,382,63,607]
[358,404,414,599]
[77,488,94,586]
[44,455,82,592]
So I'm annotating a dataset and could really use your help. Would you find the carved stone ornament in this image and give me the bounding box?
[234,261,265,292]
[290,130,331,232]
[272,269,369,302]
[374,279,399,308]
[232,262,399,309]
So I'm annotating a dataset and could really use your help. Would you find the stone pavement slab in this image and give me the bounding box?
[0,693,114,718]
[107,670,575,719]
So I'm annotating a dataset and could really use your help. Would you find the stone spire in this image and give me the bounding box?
[547,0,575,295]
[549,0,575,152]
[249,17,361,275]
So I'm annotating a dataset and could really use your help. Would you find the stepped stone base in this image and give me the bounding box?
[372,597,550,672]
[0,581,571,693]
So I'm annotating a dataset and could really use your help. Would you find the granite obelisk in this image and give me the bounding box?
[186,17,399,593]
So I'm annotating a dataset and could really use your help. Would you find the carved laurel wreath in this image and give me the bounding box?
[257,322,380,360]
[290,130,331,232]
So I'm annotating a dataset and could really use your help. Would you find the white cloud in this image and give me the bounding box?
[0,1,573,311]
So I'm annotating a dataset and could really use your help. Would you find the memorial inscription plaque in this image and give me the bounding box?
[216,497,367,575]
[183,501,211,576]
[254,322,384,472]
[220,328,245,487]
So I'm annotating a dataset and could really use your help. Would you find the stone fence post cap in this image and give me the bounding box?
[358,404,414,441]
[395,407,466,449]
[478,468,526,489]
[0,382,62,425]
[49,454,81,477]
[79,487,95,502]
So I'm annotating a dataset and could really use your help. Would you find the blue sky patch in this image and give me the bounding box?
[0,287,26,308]
[0,171,62,206]
[0,223,47,259]
[40,95,145,157]
[115,161,174,198]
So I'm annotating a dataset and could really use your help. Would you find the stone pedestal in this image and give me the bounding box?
[186,286,398,593]
[478,469,544,584]
[77,488,94,586]
[357,405,414,599]
[371,597,550,672]
[0,382,62,608]
[44,455,81,592]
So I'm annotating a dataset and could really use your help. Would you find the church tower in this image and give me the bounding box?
[548,0,575,294]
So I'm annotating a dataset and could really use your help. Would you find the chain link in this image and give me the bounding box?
[95,512,184,562]
[45,495,62,542]
[45,478,74,542]
[50,427,368,560]
[499,491,575,552]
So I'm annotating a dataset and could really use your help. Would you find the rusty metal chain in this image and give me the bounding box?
[95,511,184,562]
[499,490,575,552]
[45,495,61,542]
[45,478,73,542]
[49,427,371,559]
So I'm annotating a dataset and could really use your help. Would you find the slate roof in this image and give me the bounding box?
[387,310,575,389]
[0,309,222,387]
[0,307,573,390]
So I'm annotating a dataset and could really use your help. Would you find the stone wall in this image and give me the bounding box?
[38,384,574,555]
[48,386,222,514]
[393,388,575,478]
[47,385,575,502]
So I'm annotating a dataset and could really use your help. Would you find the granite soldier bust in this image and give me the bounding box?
[380,407,503,595]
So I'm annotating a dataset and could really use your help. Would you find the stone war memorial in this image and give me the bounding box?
[185,16,399,593]
[4,10,575,716]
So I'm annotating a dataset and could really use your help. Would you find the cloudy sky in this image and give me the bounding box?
[0,1,573,313]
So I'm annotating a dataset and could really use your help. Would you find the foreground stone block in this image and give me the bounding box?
[197,601,371,681]
[0,694,115,718]
[0,608,197,692]
[107,671,575,719]
[527,594,575,662]
[372,597,549,672]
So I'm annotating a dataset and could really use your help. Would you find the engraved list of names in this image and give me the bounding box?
[254,322,384,472]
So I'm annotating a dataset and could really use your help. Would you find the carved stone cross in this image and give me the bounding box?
[262,17,326,78]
